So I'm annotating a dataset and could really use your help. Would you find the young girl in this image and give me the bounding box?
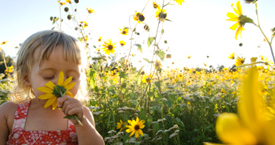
[0,30,104,144]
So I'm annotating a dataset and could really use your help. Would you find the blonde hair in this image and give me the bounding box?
[10,30,88,104]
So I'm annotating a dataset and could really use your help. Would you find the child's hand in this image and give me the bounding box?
[57,95,84,125]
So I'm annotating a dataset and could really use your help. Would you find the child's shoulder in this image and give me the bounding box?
[0,102,18,120]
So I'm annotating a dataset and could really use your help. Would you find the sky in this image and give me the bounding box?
[0,0,275,71]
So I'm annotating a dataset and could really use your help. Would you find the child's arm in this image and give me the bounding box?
[0,102,12,144]
[57,96,105,145]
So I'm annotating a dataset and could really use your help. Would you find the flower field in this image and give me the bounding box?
[1,0,275,144]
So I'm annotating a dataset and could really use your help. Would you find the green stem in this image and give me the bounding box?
[255,3,275,64]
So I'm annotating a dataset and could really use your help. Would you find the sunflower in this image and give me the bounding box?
[228,53,235,59]
[126,117,145,138]
[79,21,88,28]
[133,12,145,24]
[152,1,160,9]
[117,120,126,132]
[119,40,126,46]
[37,71,75,110]
[142,74,152,83]
[1,41,7,45]
[174,0,184,5]
[119,26,129,35]
[178,73,183,79]
[102,39,116,55]
[226,1,244,40]
[235,56,245,66]
[155,8,167,22]
[86,7,95,14]
[154,60,162,69]
[96,48,100,52]
[98,36,102,42]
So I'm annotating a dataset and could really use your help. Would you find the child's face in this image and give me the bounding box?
[27,45,81,99]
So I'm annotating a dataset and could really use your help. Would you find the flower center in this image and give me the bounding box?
[108,45,113,50]
[122,31,126,34]
[153,4,158,8]
[138,14,145,22]
[159,12,167,19]
[134,125,140,130]
[52,85,67,98]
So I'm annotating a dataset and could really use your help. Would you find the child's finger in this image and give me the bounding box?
[57,95,71,108]
[64,102,79,115]
[67,107,82,117]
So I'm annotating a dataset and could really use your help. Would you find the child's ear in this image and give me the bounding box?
[24,75,31,86]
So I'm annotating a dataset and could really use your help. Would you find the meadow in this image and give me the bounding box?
[1,0,275,144]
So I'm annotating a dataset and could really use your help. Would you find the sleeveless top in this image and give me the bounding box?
[7,102,78,145]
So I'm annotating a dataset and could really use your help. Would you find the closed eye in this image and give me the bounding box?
[44,76,54,80]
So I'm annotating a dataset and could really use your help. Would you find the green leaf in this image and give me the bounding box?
[119,71,126,78]
[153,123,159,131]
[147,116,153,127]
[161,29,164,34]
[139,110,146,120]
[155,50,165,61]
[143,58,152,63]
[135,44,143,53]
[155,81,162,91]
[147,37,155,47]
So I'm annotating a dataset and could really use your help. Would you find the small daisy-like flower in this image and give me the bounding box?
[235,56,245,66]
[57,0,67,5]
[133,12,145,24]
[187,55,191,59]
[120,40,126,46]
[228,53,235,60]
[79,21,88,28]
[119,26,129,35]
[86,7,95,14]
[37,71,75,110]
[174,0,184,5]
[96,48,100,52]
[102,39,116,55]
[178,73,183,79]
[152,1,160,9]
[155,8,167,22]
[126,117,145,138]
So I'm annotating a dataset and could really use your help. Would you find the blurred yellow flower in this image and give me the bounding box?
[178,73,183,79]
[187,55,191,59]
[226,1,244,40]
[142,74,152,83]
[126,117,145,138]
[79,21,88,28]
[152,1,160,9]
[204,67,275,145]
[120,40,126,46]
[174,0,184,5]
[65,0,71,3]
[98,36,102,42]
[96,48,100,52]
[155,8,167,22]
[133,12,145,24]
[119,26,129,35]
[228,53,235,60]
[86,7,95,14]
[1,41,7,45]
[235,56,245,66]
[117,120,126,131]
[250,57,258,63]
[154,60,162,69]
[102,39,116,55]
[57,0,66,5]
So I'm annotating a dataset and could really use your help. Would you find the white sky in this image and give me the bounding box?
[0,0,274,70]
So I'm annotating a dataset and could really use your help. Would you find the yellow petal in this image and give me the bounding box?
[44,97,57,108]
[45,81,55,89]
[233,8,240,16]
[37,87,53,94]
[66,90,74,98]
[63,76,72,86]
[38,94,55,99]
[216,113,257,144]
[234,25,243,40]
[203,143,223,145]
[230,22,239,31]
[65,82,76,90]
[52,100,59,110]
[239,67,264,138]
[58,71,64,86]
[135,131,139,138]
[138,129,143,136]
[236,1,242,15]
[226,12,238,20]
